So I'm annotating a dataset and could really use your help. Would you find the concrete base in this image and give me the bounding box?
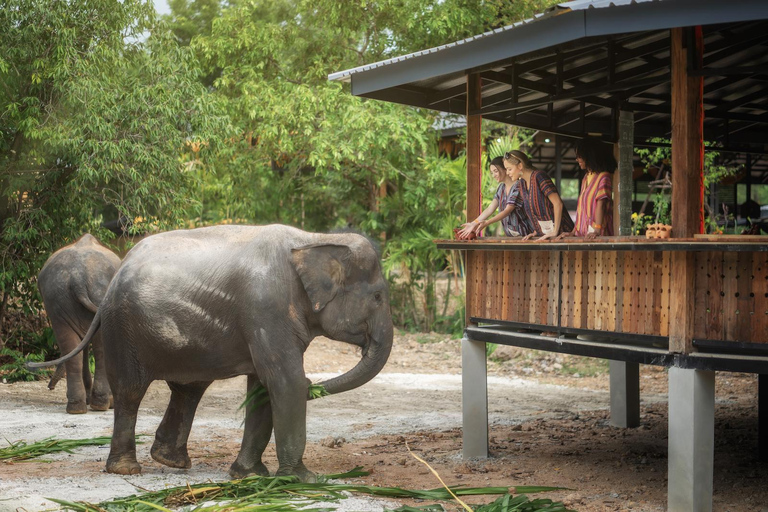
[609,360,640,428]
[668,367,715,512]
[461,336,488,458]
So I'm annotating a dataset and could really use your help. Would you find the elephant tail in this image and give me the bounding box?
[27,310,101,370]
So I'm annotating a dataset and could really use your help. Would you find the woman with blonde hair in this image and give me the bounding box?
[503,150,573,241]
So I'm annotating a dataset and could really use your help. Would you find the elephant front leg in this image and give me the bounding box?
[229,374,271,478]
[267,372,316,483]
[151,381,211,469]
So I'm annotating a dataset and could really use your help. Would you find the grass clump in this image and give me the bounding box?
[49,467,575,512]
[0,436,113,463]
[242,383,329,411]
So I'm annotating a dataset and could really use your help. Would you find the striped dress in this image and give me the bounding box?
[574,172,613,236]
[494,182,534,237]
[518,170,575,236]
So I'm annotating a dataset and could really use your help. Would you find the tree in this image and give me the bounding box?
[0,0,230,336]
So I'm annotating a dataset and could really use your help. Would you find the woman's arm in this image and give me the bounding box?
[459,199,499,238]
[538,192,565,241]
[477,203,515,233]
[585,198,608,239]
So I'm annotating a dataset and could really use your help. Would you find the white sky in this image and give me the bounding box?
[154,0,171,15]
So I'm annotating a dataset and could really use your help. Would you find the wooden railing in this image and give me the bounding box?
[436,236,768,348]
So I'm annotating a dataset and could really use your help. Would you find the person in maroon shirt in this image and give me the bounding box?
[503,150,573,241]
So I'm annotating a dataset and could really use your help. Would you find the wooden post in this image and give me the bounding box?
[671,27,704,238]
[467,73,482,224]
[465,73,482,325]
[669,27,703,355]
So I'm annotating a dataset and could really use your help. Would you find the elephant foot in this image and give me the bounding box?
[66,401,88,414]
[151,441,191,469]
[229,460,269,479]
[106,455,141,475]
[276,463,316,483]
[90,395,113,411]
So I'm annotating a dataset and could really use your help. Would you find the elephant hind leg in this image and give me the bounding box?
[151,380,211,469]
[89,332,112,411]
[50,320,88,414]
[229,374,272,479]
[106,380,150,475]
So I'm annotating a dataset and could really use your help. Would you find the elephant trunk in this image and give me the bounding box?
[318,316,393,395]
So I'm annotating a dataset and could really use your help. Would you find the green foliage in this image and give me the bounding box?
[0,347,50,382]
[0,326,55,381]
[634,139,740,229]
[1,0,562,351]
[0,0,231,335]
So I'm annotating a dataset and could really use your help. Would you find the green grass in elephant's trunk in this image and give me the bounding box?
[240,383,329,411]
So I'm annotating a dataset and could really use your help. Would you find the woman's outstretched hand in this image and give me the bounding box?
[458,222,479,239]
[522,233,536,241]
[554,230,573,241]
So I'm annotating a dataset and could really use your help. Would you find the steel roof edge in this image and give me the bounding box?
[326,9,559,83]
[329,0,768,96]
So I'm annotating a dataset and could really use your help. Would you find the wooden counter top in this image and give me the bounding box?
[435,235,768,252]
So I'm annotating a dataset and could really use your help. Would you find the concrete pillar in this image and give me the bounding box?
[668,367,715,512]
[609,360,640,428]
[461,336,488,458]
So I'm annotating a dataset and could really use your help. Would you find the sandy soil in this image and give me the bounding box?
[0,333,766,512]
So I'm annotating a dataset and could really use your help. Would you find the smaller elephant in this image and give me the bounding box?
[38,234,121,413]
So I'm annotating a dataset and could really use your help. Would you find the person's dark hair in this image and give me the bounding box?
[503,150,534,170]
[575,137,617,174]
[489,156,506,171]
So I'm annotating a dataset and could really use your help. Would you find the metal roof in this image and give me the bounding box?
[329,0,768,178]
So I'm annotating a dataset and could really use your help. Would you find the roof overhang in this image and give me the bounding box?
[330,0,768,175]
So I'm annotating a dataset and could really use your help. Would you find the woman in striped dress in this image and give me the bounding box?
[503,150,574,241]
[557,137,616,239]
[458,157,533,239]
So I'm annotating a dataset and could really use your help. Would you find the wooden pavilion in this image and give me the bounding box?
[330,1,768,510]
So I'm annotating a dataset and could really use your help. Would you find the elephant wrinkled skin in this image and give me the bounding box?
[37,234,120,414]
[34,225,393,482]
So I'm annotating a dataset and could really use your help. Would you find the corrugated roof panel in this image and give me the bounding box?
[328,0,663,82]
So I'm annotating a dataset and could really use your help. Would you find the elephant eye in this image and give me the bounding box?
[374,292,382,302]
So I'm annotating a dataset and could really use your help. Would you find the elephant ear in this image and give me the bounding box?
[291,243,352,313]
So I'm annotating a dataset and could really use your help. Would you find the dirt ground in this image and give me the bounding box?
[1,332,766,512]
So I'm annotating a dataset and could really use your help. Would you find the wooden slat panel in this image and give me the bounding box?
[753,253,768,342]
[549,251,560,325]
[706,252,723,340]
[607,252,618,332]
[573,251,584,329]
[693,252,709,339]
[637,252,648,335]
[587,251,596,330]
[615,252,625,332]
[736,251,753,342]
[631,252,640,334]
[561,252,572,327]
[722,251,739,341]
[501,252,511,322]
[660,252,671,337]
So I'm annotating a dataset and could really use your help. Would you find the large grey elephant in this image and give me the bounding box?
[37,234,121,413]
[31,225,393,482]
